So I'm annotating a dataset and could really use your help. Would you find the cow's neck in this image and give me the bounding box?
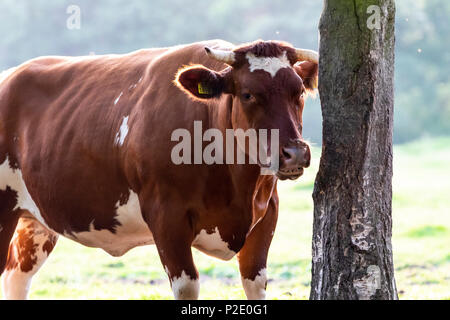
[211,95,278,223]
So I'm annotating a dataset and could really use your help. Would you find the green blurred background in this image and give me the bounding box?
[0,0,448,299]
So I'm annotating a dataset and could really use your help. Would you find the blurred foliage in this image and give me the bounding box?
[0,0,448,144]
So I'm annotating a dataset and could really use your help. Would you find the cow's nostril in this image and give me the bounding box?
[282,147,293,160]
[281,145,310,169]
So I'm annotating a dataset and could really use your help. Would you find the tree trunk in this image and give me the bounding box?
[310,0,397,300]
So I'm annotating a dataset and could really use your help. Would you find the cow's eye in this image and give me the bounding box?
[241,93,253,101]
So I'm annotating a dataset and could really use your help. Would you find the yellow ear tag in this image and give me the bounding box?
[198,82,211,95]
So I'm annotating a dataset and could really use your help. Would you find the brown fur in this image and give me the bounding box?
[0,39,317,299]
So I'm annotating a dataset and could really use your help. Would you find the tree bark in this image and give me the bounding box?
[310,0,397,300]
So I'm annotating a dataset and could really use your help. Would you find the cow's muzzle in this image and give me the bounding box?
[277,140,310,180]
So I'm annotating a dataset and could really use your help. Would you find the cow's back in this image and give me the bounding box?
[0,47,167,159]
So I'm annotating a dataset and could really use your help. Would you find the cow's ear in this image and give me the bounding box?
[175,65,230,100]
[294,61,318,93]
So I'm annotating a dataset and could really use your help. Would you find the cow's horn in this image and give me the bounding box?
[295,48,319,64]
[205,47,236,65]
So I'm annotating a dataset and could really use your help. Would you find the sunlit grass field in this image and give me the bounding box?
[1,137,449,300]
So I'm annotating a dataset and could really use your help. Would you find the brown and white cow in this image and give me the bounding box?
[0,40,318,300]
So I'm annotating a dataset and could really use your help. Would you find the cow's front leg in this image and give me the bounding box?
[160,241,199,300]
[143,202,199,300]
[237,194,278,300]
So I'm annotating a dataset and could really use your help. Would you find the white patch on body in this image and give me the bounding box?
[115,116,129,146]
[129,77,142,90]
[192,227,236,261]
[241,268,267,300]
[66,190,153,256]
[114,92,123,105]
[0,157,50,229]
[246,51,291,78]
[170,270,199,300]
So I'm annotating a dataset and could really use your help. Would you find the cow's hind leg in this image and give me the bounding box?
[1,214,58,299]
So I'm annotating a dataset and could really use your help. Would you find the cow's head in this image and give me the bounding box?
[175,40,318,180]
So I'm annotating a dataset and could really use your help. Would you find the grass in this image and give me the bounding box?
[1,137,449,300]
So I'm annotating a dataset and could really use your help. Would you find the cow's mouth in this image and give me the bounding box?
[276,168,304,180]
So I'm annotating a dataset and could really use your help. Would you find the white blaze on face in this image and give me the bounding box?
[0,157,50,229]
[246,51,291,78]
[170,270,200,300]
[192,227,236,261]
[241,268,267,300]
[115,116,129,146]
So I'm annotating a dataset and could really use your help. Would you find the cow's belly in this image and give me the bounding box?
[65,223,154,257]
[192,227,238,261]
[61,191,154,257]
